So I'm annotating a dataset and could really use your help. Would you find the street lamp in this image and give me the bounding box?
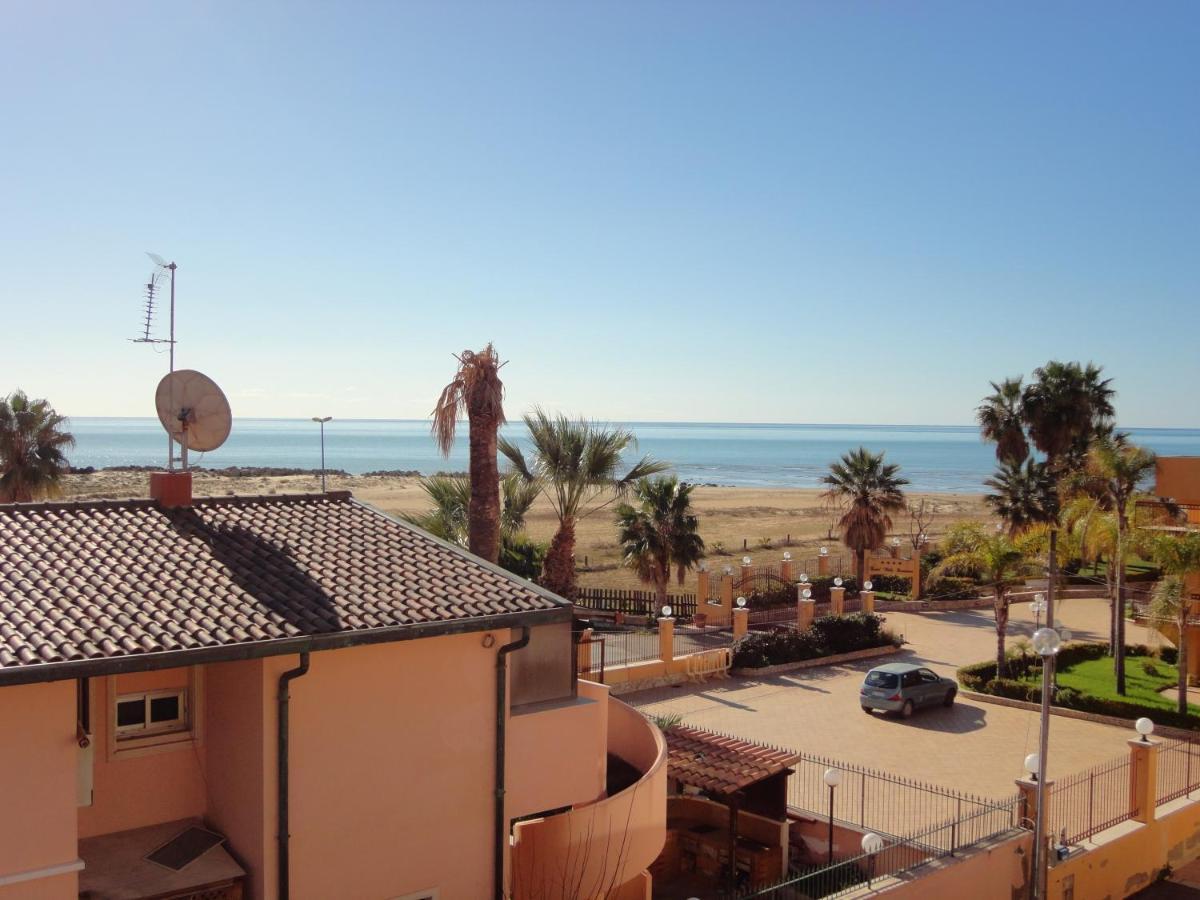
[1031,593,1047,630]
[823,767,842,864]
[862,832,884,887]
[1030,626,1062,900]
[311,416,332,492]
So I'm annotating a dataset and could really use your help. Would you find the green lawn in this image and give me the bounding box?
[1073,558,1157,578]
[1035,656,1200,716]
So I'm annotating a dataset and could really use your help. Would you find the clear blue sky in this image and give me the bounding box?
[3,2,1197,427]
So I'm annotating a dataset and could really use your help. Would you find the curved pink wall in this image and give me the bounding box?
[510,693,667,899]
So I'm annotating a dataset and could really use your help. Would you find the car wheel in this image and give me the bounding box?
[900,700,914,719]
[943,689,956,708]
[861,705,873,714]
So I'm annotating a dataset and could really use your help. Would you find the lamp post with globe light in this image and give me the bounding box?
[312,416,332,492]
[823,768,842,864]
[1030,626,1062,899]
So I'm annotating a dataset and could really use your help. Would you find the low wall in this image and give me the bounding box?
[875,598,992,612]
[731,645,902,677]
[962,690,1200,739]
[1047,796,1200,899]
[869,830,1032,899]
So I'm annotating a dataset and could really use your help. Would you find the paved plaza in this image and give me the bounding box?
[628,596,1166,801]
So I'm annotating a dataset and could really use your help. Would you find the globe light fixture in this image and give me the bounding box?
[783,551,792,561]
[1024,752,1040,779]
[736,596,747,608]
[697,561,708,573]
[823,768,842,864]
[918,533,927,544]
[799,572,809,583]
[661,605,673,619]
[864,580,873,591]
[861,832,884,854]
[1058,627,1073,643]
[723,565,733,576]
[820,546,828,557]
[892,537,900,547]
[1032,627,1061,657]
[1135,718,1155,742]
[802,588,812,600]
[742,556,752,566]
[834,577,843,587]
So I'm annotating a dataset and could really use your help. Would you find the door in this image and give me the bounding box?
[917,668,942,705]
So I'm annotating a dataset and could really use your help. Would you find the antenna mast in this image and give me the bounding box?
[132,253,179,469]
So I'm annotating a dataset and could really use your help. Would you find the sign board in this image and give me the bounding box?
[865,554,921,597]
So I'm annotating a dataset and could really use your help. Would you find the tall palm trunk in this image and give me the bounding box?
[995,586,1009,677]
[467,404,500,564]
[1115,514,1127,695]
[543,518,577,600]
[1106,558,1117,655]
[855,549,866,589]
[1178,614,1189,717]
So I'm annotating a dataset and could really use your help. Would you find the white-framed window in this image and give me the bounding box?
[115,688,189,738]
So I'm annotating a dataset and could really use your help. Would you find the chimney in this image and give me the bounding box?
[150,471,193,508]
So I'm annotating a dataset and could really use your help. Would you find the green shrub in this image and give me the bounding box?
[1142,659,1162,677]
[867,574,911,595]
[806,575,859,601]
[500,533,547,581]
[958,643,1199,731]
[732,613,895,668]
[923,576,978,601]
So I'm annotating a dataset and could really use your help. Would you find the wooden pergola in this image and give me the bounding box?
[663,725,800,894]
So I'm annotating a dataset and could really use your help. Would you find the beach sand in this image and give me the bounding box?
[59,471,991,591]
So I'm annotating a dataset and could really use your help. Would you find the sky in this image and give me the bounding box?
[2,2,1198,427]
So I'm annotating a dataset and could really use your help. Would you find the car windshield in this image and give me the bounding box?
[865,671,899,689]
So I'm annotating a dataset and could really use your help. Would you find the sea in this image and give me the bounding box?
[66,419,1200,494]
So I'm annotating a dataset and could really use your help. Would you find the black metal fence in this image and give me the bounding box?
[1047,751,1133,845]
[788,750,1017,843]
[739,797,1025,899]
[1157,738,1200,806]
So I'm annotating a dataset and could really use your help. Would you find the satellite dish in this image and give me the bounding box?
[155,370,232,469]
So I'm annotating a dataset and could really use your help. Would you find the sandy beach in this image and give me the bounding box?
[59,470,991,591]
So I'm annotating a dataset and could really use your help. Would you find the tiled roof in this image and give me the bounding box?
[664,725,801,795]
[0,492,565,680]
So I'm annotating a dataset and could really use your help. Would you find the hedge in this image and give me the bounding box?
[957,643,1195,731]
[732,613,899,668]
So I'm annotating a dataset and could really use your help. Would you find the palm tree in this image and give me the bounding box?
[1086,438,1157,694]
[0,391,75,502]
[820,448,909,587]
[615,477,706,612]
[431,345,506,564]
[404,473,543,579]
[1148,532,1200,715]
[933,524,1037,675]
[984,458,1058,536]
[977,378,1029,466]
[500,409,668,600]
[1022,361,1115,477]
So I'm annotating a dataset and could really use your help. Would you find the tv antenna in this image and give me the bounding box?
[155,370,232,472]
[133,252,179,466]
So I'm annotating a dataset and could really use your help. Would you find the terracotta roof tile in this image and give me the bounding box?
[0,492,564,678]
[665,725,801,795]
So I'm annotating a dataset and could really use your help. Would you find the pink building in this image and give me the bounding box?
[0,473,665,899]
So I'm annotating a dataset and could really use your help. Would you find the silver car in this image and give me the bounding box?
[860,663,956,717]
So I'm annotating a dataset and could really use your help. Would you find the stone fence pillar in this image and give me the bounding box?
[830,586,845,616]
[696,569,710,604]
[576,627,594,673]
[797,598,815,632]
[1129,738,1161,824]
[817,554,830,577]
[780,557,794,583]
[733,608,749,639]
[861,590,876,614]
[658,617,675,663]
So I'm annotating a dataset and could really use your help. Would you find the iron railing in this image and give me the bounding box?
[1156,738,1200,805]
[1047,751,1133,845]
[787,750,1018,842]
[741,796,1025,898]
[586,628,661,669]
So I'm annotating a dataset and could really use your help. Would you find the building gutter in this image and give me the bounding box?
[0,607,568,688]
[277,649,311,900]
[494,626,530,900]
